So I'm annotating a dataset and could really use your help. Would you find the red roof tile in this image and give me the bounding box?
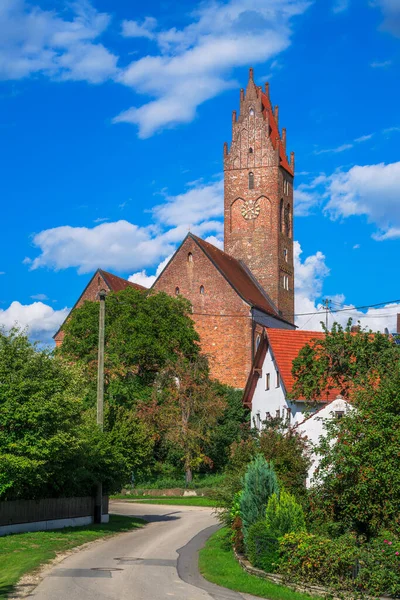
[99,269,146,292]
[266,328,340,400]
[260,91,293,176]
[190,235,287,320]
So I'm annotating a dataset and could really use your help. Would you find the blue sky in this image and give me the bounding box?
[1,0,399,340]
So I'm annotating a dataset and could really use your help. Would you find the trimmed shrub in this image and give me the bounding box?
[240,455,279,543]
[279,531,359,592]
[265,490,306,538]
[246,520,280,573]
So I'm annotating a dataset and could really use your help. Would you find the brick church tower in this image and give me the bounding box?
[224,68,295,322]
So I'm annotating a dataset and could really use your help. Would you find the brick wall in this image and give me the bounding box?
[153,237,253,388]
[224,76,294,323]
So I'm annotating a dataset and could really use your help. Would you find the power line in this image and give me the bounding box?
[294,298,400,317]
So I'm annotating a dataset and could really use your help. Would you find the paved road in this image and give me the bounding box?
[30,501,259,600]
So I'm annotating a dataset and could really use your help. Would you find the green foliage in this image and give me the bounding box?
[279,531,358,591]
[291,319,400,401]
[259,417,311,501]
[279,530,400,597]
[240,455,279,543]
[60,287,200,390]
[246,520,280,572]
[229,491,243,524]
[0,328,133,500]
[204,385,249,472]
[265,491,306,539]
[310,364,400,538]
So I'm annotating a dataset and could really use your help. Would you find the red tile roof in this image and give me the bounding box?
[190,235,288,320]
[266,328,340,400]
[260,91,293,176]
[99,269,146,292]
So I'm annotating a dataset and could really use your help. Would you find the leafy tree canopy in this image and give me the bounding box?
[60,288,200,392]
[0,328,149,500]
[291,320,400,401]
[310,364,400,538]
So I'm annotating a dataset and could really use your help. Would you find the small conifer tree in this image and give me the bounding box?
[240,454,279,543]
[265,489,306,538]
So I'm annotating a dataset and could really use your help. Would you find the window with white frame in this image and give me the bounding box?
[282,274,289,290]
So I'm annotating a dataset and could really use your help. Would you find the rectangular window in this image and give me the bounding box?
[276,370,280,387]
[265,373,270,390]
[335,411,344,419]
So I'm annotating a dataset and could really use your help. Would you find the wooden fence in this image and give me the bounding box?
[0,496,109,527]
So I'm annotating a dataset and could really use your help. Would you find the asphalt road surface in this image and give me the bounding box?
[30,501,260,600]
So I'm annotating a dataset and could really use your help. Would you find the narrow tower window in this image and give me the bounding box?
[249,108,254,116]
[175,287,180,295]
[249,172,254,190]
[284,204,291,237]
[188,252,193,263]
[249,147,253,154]
[284,248,288,262]
[200,285,205,295]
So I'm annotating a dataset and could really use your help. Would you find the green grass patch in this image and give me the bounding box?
[0,514,145,600]
[199,527,321,600]
[127,473,225,490]
[111,495,217,507]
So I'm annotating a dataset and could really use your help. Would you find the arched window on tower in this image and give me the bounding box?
[249,147,253,154]
[249,172,254,190]
[284,204,291,237]
[188,252,193,263]
[280,199,284,233]
[175,287,180,295]
[200,285,205,295]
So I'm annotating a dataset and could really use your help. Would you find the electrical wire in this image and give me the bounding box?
[294,298,400,317]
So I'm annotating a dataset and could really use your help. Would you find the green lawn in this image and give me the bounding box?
[199,527,321,600]
[111,495,217,507]
[0,514,145,600]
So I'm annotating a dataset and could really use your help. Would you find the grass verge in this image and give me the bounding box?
[199,527,321,600]
[0,514,145,600]
[111,495,217,507]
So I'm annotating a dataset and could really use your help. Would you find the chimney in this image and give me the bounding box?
[232,110,237,123]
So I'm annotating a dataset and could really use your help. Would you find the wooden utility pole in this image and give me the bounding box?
[94,289,106,524]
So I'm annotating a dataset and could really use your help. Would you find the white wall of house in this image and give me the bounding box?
[251,347,318,429]
[296,397,351,486]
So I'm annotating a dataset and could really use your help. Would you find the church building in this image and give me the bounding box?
[54,68,296,389]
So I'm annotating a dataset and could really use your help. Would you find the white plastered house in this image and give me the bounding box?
[243,328,351,486]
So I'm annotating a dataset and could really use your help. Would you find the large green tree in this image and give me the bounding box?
[0,328,142,500]
[310,366,400,538]
[291,320,400,401]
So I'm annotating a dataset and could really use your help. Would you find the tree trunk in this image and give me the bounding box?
[185,467,193,486]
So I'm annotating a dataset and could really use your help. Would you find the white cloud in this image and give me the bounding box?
[370,59,392,68]
[27,178,224,274]
[332,0,349,13]
[30,293,48,300]
[0,301,69,342]
[121,17,157,40]
[294,241,400,333]
[325,161,400,238]
[129,253,173,287]
[373,0,400,37]
[113,0,311,137]
[0,0,118,83]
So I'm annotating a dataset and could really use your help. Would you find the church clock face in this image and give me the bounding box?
[241,199,260,220]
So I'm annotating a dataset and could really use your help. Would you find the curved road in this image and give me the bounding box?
[30,501,258,600]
